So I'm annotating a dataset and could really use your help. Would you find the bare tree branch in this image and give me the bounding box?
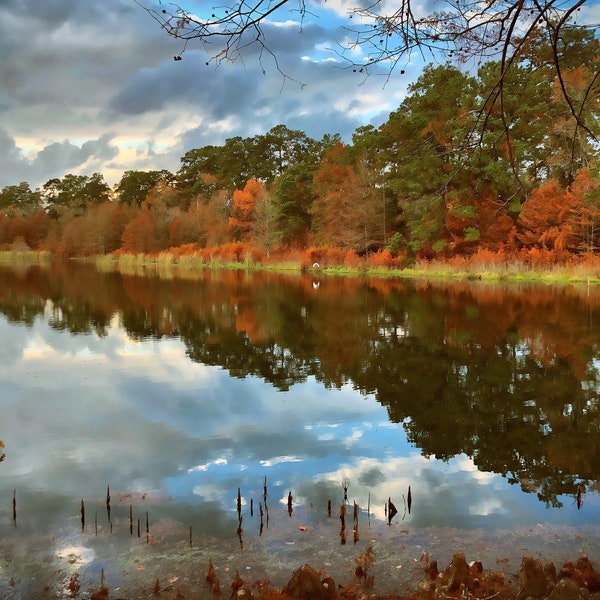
[135,0,597,86]
[135,0,599,170]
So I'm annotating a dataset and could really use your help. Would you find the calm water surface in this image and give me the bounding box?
[1,261,600,596]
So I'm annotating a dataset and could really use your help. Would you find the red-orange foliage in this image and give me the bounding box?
[55,216,85,258]
[168,195,229,249]
[469,192,517,251]
[517,179,582,256]
[0,215,26,249]
[193,242,263,264]
[517,247,566,267]
[168,242,201,256]
[0,210,52,250]
[52,203,132,257]
[168,215,193,248]
[91,202,133,254]
[344,249,363,268]
[302,246,347,268]
[368,249,396,269]
[121,209,169,254]
[217,242,252,262]
[21,210,51,249]
[228,179,265,241]
[311,143,383,252]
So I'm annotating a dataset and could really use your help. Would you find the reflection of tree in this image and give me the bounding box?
[0,297,45,326]
[357,331,600,507]
[349,283,600,508]
[2,263,600,505]
[0,262,120,335]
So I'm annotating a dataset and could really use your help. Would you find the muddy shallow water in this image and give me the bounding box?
[1,493,599,599]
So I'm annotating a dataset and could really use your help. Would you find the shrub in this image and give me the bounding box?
[344,249,363,269]
[368,249,395,269]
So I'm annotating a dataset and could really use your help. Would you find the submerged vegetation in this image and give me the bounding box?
[2,468,599,600]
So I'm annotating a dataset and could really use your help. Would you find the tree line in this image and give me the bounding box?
[1,28,599,266]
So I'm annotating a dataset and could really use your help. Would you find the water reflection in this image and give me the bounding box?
[1,262,600,544]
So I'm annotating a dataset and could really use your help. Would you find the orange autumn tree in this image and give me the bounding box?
[228,179,265,241]
[310,142,382,253]
[169,194,229,248]
[517,178,583,256]
[474,193,517,252]
[566,168,600,253]
[57,202,133,257]
[121,209,169,254]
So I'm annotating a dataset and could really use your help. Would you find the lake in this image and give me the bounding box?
[1,261,600,598]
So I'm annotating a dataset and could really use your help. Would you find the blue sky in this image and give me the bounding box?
[0,0,420,191]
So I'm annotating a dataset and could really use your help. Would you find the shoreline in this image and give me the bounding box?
[4,250,600,287]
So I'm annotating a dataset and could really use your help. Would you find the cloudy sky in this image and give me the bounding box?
[0,0,424,191]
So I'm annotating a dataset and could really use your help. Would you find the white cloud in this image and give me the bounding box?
[260,455,305,467]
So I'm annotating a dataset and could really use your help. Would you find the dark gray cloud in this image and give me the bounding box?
[30,134,120,182]
[1,0,112,26]
[0,129,120,188]
[0,128,29,182]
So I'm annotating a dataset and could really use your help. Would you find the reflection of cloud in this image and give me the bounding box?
[318,456,422,519]
[192,482,233,503]
[1,313,385,507]
[22,336,56,359]
[469,497,505,516]
[0,310,552,537]
[260,455,305,467]
[455,457,495,482]
[188,458,228,472]
[357,466,387,487]
[344,428,363,446]
[55,544,96,571]
[316,453,513,527]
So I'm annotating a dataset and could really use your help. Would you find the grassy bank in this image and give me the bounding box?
[4,249,600,285]
[0,250,52,264]
[91,251,600,286]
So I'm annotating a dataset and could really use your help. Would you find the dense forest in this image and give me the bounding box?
[1,29,599,268]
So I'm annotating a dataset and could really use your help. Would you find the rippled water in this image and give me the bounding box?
[1,262,600,597]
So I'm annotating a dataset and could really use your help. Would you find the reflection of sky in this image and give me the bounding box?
[0,312,598,540]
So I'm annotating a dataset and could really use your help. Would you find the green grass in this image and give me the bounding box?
[0,250,52,263]
[178,255,205,271]
[42,250,600,286]
[95,254,117,271]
